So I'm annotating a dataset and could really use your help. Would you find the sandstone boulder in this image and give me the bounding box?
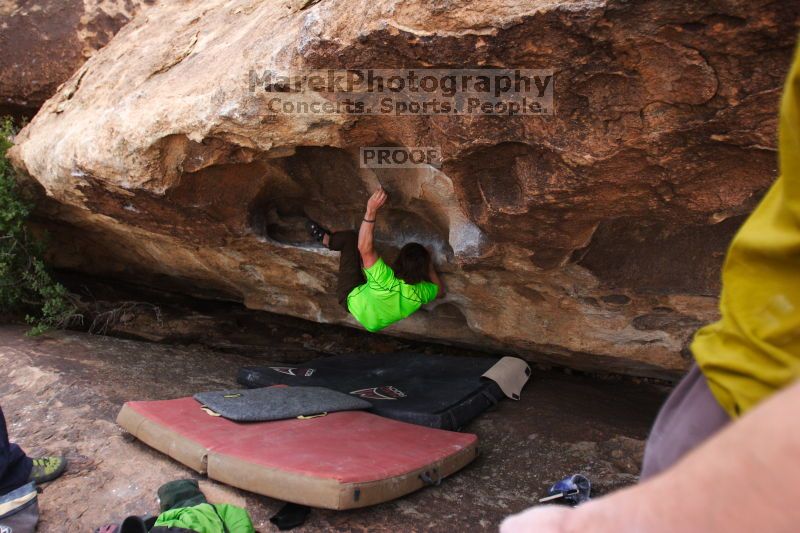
[0,0,152,114]
[10,0,800,378]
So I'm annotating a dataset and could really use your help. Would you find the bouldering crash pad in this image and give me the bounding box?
[117,397,478,510]
[237,352,531,430]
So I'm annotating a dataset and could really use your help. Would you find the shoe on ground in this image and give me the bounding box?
[28,456,67,484]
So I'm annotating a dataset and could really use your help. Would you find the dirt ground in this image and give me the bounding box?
[0,324,668,532]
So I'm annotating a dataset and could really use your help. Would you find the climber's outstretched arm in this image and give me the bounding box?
[358,187,387,269]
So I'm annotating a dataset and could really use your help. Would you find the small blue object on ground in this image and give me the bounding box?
[539,474,591,506]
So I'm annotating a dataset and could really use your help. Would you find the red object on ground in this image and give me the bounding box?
[119,397,478,508]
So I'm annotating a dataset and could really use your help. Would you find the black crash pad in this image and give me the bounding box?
[237,352,506,430]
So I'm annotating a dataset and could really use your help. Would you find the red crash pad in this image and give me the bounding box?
[117,397,478,509]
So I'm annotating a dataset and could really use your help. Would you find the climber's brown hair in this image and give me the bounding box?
[392,243,431,285]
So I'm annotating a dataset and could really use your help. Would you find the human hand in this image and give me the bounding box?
[366,187,388,216]
[500,505,574,533]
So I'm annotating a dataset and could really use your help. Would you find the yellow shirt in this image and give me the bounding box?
[692,47,800,417]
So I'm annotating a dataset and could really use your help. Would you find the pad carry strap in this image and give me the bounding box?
[419,468,442,486]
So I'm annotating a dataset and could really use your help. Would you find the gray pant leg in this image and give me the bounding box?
[640,364,730,480]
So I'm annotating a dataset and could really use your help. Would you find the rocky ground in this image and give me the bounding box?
[0,319,667,532]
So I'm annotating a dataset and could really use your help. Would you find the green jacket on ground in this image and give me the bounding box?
[153,503,255,533]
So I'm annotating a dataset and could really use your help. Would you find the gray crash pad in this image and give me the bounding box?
[194,386,371,422]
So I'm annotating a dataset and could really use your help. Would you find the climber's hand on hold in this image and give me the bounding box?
[366,187,388,215]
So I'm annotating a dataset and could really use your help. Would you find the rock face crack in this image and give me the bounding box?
[54,67,89,114]
[148,32,200,78]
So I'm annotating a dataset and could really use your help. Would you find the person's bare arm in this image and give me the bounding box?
[501,378,800,533]
[428,259,445,298]
[358,187,388,269]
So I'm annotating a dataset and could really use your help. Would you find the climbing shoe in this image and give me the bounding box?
[28,456,67,484]
[305,219,330,243]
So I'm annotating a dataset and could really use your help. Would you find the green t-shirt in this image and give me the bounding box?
[347,257,438,332]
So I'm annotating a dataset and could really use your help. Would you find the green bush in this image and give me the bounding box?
[0,117,80,335]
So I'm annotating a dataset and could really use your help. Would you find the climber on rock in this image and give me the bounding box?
[306,186,443,332]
